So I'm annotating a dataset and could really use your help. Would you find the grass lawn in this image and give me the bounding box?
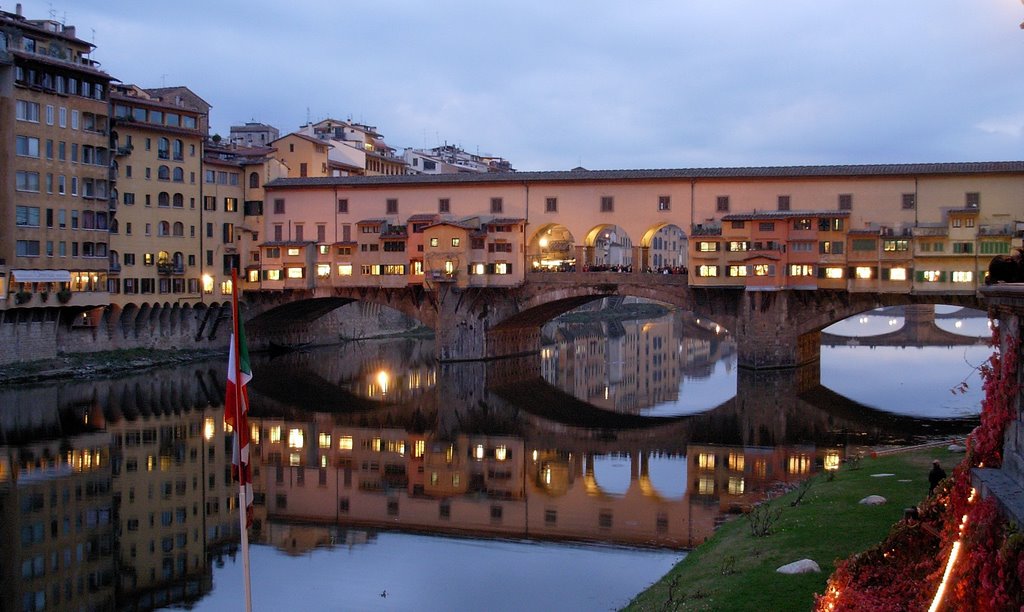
[624,446,959,611]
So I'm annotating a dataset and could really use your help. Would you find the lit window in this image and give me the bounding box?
[269,427,282,443]
[338,436,353,451]
[697,265,719,277]
[495,446,508,461]
[728,241,748,252]
[474,445,485,460]
[430,238,439,247]
[220,281,232,295]
[288,429,304,449]
[752,264,773,276]
[289,453,301,466]
[472,263,485,275]
[727,477,745,495]
[286,267,304,279]
[855,267,873,279]
[247,270,259,282]
[788,455,811,475]
[728,265,747,277]
[494,262,510,275]
[952,271,973,283]
[337,264,353,276]
[452,238,461,247]
[316,264,330,278]
[318,433,331,448]
[266,269,281,281]
[286,247,301,256]
[824,452,841,471]
[727,452,744,471]
[789,264,814,277]
[889,267,907,281]
[697,241,719,252]
[922,270,942,282]
[202,275,214,293]
[824,267,843,279]
[698,453,715,470]
[414,440,425,458]
[698,476,715,495]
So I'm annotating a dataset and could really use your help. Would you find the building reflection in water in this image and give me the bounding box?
[0,308,977,609]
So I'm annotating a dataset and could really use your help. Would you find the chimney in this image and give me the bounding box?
[64,25,76,39]
[16,3,23,16]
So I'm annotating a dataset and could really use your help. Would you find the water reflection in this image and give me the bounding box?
[0,305,984,611]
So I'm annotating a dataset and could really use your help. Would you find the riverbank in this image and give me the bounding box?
[0,347,226,386]
[624,444,963,611]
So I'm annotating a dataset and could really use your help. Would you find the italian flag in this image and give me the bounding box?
[225,296,254,527]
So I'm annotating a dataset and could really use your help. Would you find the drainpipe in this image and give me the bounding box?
[523,181,529,276]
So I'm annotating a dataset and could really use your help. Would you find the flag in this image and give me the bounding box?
[225,284,254,528]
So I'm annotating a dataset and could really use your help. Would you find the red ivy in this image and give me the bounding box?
[817,331,1021,611]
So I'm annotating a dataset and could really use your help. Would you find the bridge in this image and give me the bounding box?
[243,271,985,370]
[239,163,1018,369]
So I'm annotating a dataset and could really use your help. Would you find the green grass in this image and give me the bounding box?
[624,446,958,611]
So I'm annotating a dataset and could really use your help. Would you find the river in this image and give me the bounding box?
[0,305,988,611]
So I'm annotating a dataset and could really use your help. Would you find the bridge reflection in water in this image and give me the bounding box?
[0,310,980,611]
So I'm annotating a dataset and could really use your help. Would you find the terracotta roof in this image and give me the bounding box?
[488,218,526,225]
[407,213,439,222]
[265,161,1024,190]
[261,241,314,247]
[356,218,387,225]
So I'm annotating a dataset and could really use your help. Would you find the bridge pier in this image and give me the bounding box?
[734,291,822,369]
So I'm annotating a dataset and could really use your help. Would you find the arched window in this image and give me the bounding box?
[158,165,170,180]
[173,251,184,267]
[157,137,169,159]
[172,193,183,208]
[173,139,183,160]
[158,251,171,265]
[172,167,184,182]
[249,172,260,188]
[158,221,170,236]
[173,222,184,236]
[110,250,120,267]
[158,192,170,207]
[110,218,120,234]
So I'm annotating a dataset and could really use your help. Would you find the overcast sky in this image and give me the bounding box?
[16,0,1024,170]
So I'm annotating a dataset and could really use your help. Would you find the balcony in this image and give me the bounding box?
[157,263,185,275]
[108,262,121,274]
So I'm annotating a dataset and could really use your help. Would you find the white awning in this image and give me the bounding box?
[12,269,72,283]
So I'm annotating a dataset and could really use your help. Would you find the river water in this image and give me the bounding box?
[0,305,989,611]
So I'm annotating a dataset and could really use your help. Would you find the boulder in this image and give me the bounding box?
[860,495,887,505]
[948,444,966,453]
[777,559,821,574]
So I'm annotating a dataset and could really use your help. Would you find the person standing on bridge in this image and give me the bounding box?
[928,460,946,495]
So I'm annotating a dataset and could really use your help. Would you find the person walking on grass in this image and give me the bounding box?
[928,459,946,495]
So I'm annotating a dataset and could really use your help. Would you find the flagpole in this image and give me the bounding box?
[231,268,254,612]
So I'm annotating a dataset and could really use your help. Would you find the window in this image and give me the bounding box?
[600,196,613,212]
[819,240,844,255]
[888,267,908,281]
[838,194,852,210]
[158,192,170,207]
[697,265,719,277]
[716,196,730,212]
[789,264,814,276]
[952,270,973,283]
[852,238,877,251]
[15,206,40,227]
[902,193,916,210]
[854,266,873,279]
[429,238,439,247]
[728,241,748,252]
[697,241,720,252]
[491,197,503,214]
[758,222,775,232]
[793,218,812,230]
[452,238,461,247]
[157,137,169,159]
[16,171,40,192]
[224,198,238,212]
[952,242,974,254]
[16,100,40,122]
[249,172,260,188]
[728,265,747,277]
[274,199,285,214]
[965,192,980,208]
[158,166,170,180]
[883,239,909,252]
[16,135,40,157]
[386,198,398,214]
[545,197,557,213]
[439,198,450,213]
[16,240,41,256]
[658,195,670,211]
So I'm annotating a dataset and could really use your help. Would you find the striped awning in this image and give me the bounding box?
[12,269,72,283]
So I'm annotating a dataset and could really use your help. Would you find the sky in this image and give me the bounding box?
[15,0,1024,171]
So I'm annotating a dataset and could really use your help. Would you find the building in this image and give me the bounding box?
[0,6,114,311]
[108,84,209,304]
[228,122,279,148]
[403,144,514,175]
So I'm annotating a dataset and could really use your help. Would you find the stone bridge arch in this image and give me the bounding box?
[241,287,436,351]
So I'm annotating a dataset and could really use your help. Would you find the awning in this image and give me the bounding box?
[12,269,72,283]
